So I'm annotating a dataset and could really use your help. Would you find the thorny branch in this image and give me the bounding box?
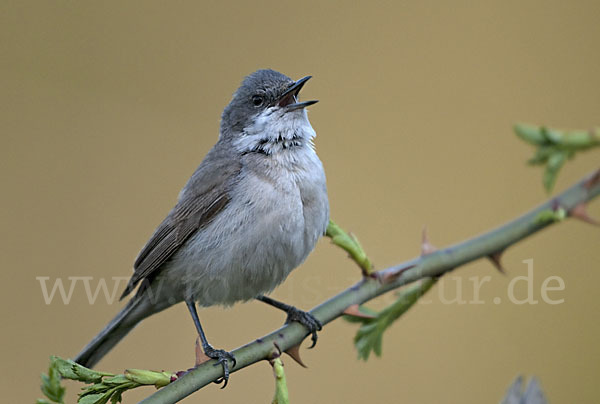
[138,168,599,403]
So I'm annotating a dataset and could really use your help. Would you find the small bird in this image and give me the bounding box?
[74,69,329,385]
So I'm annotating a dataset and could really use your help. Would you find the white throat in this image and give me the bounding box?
[234,108,316,155]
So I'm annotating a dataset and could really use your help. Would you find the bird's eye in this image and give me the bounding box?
[251,95,264,107]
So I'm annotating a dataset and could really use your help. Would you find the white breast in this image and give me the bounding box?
[162,110,329,307]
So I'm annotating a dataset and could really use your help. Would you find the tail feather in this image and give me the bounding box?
[74,295,145,368]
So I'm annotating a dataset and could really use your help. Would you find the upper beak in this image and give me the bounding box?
[278,76,319,111]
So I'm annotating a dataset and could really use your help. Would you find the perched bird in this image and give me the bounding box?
[74,69,329,385]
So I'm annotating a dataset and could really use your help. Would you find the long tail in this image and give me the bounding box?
[74,293,150,368]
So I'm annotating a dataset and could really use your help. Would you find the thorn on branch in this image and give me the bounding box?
[487,250,506,274]
[421,226,438,256]
[380,264,416,284]
[195,337,211,366]
[584,168,600,190]
[284,344,307,368]
[343,304,377,319]
[569,203,598,226]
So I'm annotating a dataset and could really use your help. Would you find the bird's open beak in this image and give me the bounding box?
[278,76,319,111]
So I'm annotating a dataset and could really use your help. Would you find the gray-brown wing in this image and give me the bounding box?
[120,146,241,299]
[119,191,230,299]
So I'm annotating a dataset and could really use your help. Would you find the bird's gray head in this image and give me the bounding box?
[220,69,318,155]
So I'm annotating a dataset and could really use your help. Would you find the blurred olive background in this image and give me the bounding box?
[2,1,599,403]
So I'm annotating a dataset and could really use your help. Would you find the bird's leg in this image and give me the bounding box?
[256,295,323,348]
[185,300,236,388]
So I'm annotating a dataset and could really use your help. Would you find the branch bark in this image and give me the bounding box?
[141,169,599,404]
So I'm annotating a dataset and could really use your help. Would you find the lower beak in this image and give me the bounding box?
[278,76,319,111]
[285,100,319,111]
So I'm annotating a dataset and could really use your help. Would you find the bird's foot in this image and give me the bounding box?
[202,344,236,388]
[285,307,323,348]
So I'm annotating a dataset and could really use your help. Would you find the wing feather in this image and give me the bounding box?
[120,146,241,299]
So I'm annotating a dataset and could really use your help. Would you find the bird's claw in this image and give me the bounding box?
[285,308,323,348]
[203,345,236,388]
